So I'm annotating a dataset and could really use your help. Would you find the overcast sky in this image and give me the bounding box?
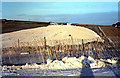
[2,2,118,25]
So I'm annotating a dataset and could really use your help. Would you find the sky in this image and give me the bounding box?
[2,2,118,25]
[1,0,120,2]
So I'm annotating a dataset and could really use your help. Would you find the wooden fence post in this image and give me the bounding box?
[85,44,88,56]
[56,45,59,60]
[88,44,90,56]
[67,45,69,57]
[95,40,99,59]
[43,37,47,64]
[50,47,54,60]
[54,46,57,60]
[74,45,77,57]
[71,36,73,45]
[18,39,20,54]
[91,43,94,57]
[18,39,20,48]
[78,44,80,57]
[60,45,63,60]
[82,39,85,56]
[71,36,74,57]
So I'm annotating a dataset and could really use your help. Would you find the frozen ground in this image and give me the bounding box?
[2,56,120,77]
[2,65,120,77]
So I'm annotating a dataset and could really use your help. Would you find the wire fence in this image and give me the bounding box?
[2,37,120,65]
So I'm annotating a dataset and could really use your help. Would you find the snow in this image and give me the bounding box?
[2,56,120,76]
[2,66,119,76]
[100,58,118,65]
[88,56,95,63]
[46,59,52,65]
[106,59,117,64]
[2,25,102,48]
[3,56,106,70]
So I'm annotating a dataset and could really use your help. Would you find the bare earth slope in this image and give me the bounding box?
[2,25,101,48]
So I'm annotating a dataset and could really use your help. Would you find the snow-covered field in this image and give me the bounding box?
[2,25,102,48]
[2,56,120,77]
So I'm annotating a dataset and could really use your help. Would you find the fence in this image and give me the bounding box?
[2,37,120,65]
